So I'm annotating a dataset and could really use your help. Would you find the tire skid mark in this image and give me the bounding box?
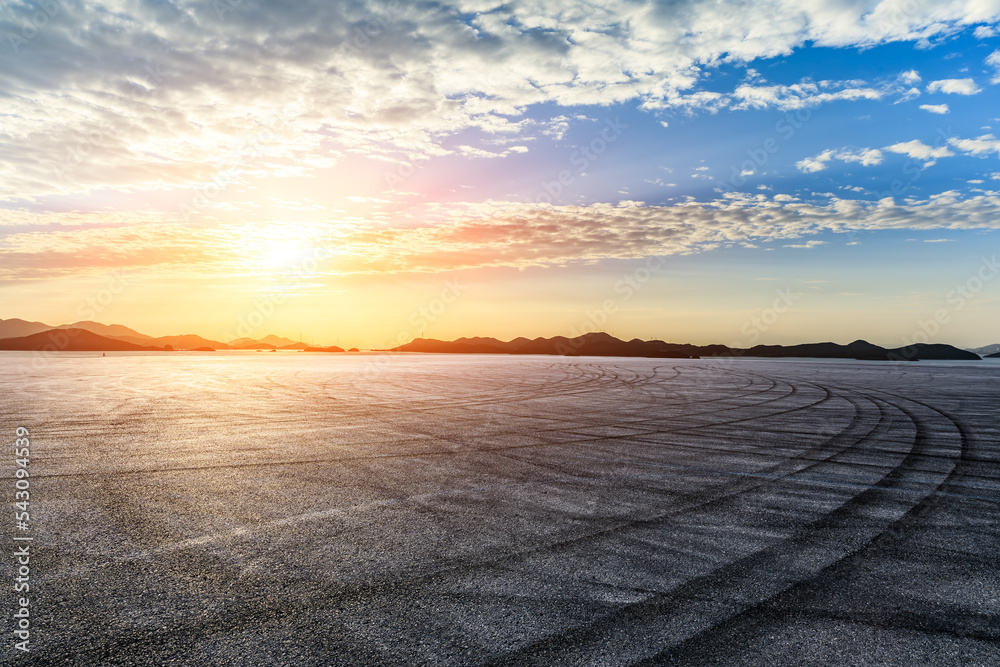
[19,360,990,664]
[41,371,891,660]
[486,376,967,665]
[638,382,991,664]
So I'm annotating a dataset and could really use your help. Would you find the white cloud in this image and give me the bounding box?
[924,238,954,242]
[926,78,982,95]
[456,145,528,159]
[731,81,884,111]
[541,116,572,141]
[644,178,676,187]
[837,148,883,166]
[795,147,882,172]
[784,240,826,249]
[919,104,949,114]
[900,70,921,85]
[974,25,997,39]
[949,134,1000,156]
[987,51,1000,84]
[796,150,834,173]
[884,140,954,161]
[896,87,922,103]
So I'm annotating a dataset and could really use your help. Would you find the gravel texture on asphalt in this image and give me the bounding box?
[2,353,998,665]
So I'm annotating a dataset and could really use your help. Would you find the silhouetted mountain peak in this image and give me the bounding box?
[59,321,154,340]
[576,331,622,343]
[0,328,166,351]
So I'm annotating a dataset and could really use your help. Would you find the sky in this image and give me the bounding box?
[1,0,999,348]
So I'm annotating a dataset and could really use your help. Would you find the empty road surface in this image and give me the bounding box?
[2,353,998,665]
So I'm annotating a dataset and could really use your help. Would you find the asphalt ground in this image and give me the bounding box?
[2,353,998,665]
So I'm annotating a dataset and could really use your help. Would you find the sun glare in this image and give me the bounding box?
[258,240,310,271]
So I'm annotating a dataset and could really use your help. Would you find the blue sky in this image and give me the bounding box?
[417,33,1000,207]
[1,0,999,346]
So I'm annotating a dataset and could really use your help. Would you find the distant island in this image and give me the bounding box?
[391,332,982,361]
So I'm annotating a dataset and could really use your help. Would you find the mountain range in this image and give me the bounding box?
[391,332,983,361]
[0,329,168,352]
[0,318,990,360]
[0,318,303,350]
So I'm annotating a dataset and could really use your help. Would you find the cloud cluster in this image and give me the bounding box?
[1,0,998,201]
[4,192,1000,278]
[949,134,1000,156]
[988,50,1000,83]
[729,80,886,111]
[796,147,884,172]
[926,78,982,95]
[796,131,1000,172]
[885,140,954,161]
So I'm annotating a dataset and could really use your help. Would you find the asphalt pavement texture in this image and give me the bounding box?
[2,353,999,665]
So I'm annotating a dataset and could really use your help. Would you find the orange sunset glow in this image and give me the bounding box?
[1,1,998,349]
